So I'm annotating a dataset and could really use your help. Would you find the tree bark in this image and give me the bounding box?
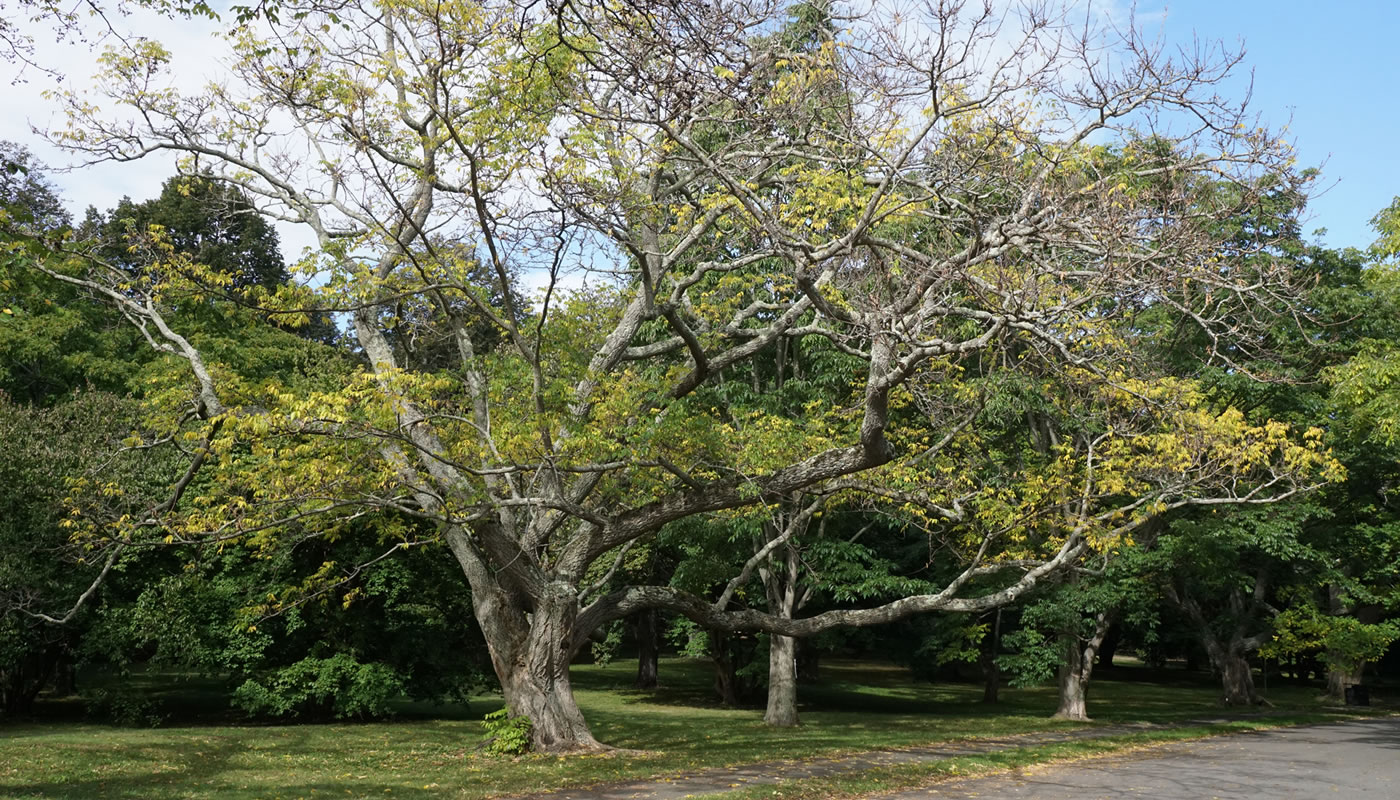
[470,570,604,753]
[796,639,820,683]
[633,609,659,690]
[758,507,806,726]
[980,608,1002,704]
[1215,650,1259,706]
[1,643,61,718]
[764,634,800,726]
[1053,613,1110,721]
[1323,586,1377,701]
[1326,659,1364,702]
[500,661,598,752]
[710,631,741,706]
[1166,583,1268,707]
[1096,623,1121,670]
[1053,643,1089,721]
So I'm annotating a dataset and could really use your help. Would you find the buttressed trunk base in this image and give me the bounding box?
[485,588,603,753]
[1217,653,1262,706]
[1325,658,1363,702]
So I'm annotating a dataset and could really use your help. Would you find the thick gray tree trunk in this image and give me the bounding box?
[1197,629,1263,706]
[500,659,597,752]
[764,634,800,726]
[1053,612,1111,721]
[1214,649,1259,706]
[1054,648,1090,721]
[495,605,603,752]
[461,557,604,753]
[1326,659,1364,701]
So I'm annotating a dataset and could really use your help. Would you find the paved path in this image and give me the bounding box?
[517,721,1227,800]
[884,717,1400,799]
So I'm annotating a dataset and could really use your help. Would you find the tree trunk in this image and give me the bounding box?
[1326,658,1363,702]
[1096,623,1121,670]
[759,516,804,726]
[633,609,659,689]
[764,634,800,726]
[53,656,76,697]
[796,639,820,683]
[1054,647,1089,721]
[980,608,1002,704]
[1,645,60,718]
[1167,583,1266,707]
[500,660,598,752]
[1053,613,1110,721]
[1209,644,1261,706]
[710,631,740,706]
[1323,586,1377,701]
[473,575,603,753]
[1218,653,1258,705]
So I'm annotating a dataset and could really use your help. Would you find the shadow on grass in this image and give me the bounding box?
[4,657,1380,800]
[0,732,446,800]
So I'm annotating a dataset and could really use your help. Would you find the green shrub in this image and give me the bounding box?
[81,687,166,727]
[481,708,532,755]
[232,653,405,719]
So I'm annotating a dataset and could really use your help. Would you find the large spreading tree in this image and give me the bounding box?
[32,0,1337,750]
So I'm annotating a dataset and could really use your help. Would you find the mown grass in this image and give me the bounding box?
[0,658,1384,800]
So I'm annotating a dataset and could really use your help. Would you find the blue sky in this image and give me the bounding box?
[4,1,1395,254]
[1150,0,1400,251]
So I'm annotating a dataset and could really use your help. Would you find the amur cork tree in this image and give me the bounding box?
[35,0,1338,750]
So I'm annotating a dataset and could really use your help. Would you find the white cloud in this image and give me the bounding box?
[4,9,220,207]
[1,7,319,254]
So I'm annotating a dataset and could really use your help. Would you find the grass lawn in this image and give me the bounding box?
[0,658,1382,799]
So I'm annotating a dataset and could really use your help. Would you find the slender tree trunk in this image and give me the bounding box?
[981,608,1002,704]
[764,634,800,726]
[53,654,76,697]
[710,631,741,706]
[0,645,60,718]
[1323,586,1376,701]
[1184,649,1201,673]
[761,526,802,726]
[633,609,659,689]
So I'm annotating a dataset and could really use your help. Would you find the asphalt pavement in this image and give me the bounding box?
[881,717,1400,799]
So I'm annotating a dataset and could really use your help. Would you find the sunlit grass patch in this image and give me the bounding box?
[0,658,1385,799]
